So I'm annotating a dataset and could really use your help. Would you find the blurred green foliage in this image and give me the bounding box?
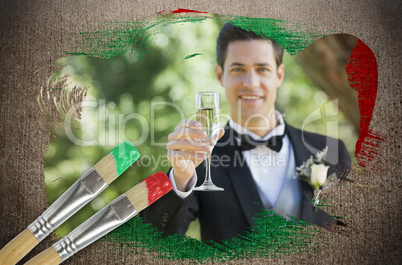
[44,19,358,240]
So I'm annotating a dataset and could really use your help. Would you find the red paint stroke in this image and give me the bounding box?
[143,172,173,205]
[346,39,385,169]
[158,8,208,14]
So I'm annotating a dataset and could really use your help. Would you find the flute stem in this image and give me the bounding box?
[204,153,212,184]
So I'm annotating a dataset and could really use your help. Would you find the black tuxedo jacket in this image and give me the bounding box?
[142,124,351,242]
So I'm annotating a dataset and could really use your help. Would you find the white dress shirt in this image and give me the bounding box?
[169,111,294,209]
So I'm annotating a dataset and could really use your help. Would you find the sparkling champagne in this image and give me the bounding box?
[196,107,219,146]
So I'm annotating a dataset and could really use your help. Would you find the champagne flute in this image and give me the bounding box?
[193,92,224,191]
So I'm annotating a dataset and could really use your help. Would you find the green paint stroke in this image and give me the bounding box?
[59,12,335,262]
[103,209,318,262]
[183,53,203,61]
[227,16,324,55]
[61,15,325,60]
[108,141,140,177]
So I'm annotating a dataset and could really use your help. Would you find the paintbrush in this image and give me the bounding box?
[0,141,140,265]
[24,172,172,265]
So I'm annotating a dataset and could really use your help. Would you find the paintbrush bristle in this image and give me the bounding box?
[126,172,172,212]
[93,153,118,184]
[93,141,140,184]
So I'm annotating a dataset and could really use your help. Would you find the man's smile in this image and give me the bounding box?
[238,93,263,102]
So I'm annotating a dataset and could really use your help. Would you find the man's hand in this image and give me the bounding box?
[167,119,224,192]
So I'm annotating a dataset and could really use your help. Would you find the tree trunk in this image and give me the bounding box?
[295,34,360,134]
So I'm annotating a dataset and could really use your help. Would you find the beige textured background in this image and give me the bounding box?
[0,0,400,264]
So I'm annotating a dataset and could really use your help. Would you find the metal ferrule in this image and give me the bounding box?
[28,168,107,241]
[53,194,137,261]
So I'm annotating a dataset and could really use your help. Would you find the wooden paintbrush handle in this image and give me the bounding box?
[24,247,62,265]
[0,228,39,265]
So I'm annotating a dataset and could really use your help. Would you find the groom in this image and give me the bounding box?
[142,23,351,242]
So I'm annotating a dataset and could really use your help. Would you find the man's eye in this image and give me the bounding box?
[231,67,243,72]
[257,68,270,72]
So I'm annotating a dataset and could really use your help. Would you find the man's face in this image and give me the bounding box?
[216,40,285,127]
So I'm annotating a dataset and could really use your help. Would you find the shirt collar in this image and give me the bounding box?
[229,110,286,141]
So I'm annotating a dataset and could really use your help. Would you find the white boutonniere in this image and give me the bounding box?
[296,147,330,206]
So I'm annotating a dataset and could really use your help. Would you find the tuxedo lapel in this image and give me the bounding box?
[286,124,342,227]
[285,124,315,171]
[221,126,264,227]
[285,124,315,219]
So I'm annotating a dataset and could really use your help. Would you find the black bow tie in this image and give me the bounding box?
[233,130,284,152]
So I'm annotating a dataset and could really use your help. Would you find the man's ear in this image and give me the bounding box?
[215,64,224,87]
[276,63,285,87]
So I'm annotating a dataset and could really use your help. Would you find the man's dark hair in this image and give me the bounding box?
[216,23,284,70]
